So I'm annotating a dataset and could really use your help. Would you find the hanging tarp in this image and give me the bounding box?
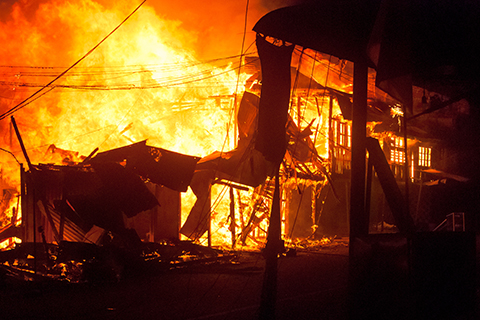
[254,33,294,164]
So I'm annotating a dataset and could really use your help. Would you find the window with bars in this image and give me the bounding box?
[389,136,405,164]
[387,136,406,179]
[337,121,351,148]
[331,119,352,174]
[418,146,432,167]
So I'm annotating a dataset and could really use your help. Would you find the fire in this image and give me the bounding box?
[0,0,258,240]
[0,237,21,251]
[0,1,361,250]
[1,1,251,165]
[292,48,354,94]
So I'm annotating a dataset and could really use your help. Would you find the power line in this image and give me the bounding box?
[0,54,259,92]
[0,0,147,121]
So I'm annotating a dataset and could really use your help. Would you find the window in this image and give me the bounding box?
[337,121,351,147]
[331,119,352,174]
[418,146,431,167]
[389,136,405,164]
[388,136,406,179]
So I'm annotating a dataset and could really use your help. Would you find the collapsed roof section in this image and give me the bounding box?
[88,141,201,193]
[1,141,201,245]
[181,89,328,241]
[26,163,160,240]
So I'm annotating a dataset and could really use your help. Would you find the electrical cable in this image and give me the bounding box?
[0,148,21,165]
[0,56,258,91]
[184,0,253,247]
[196,0,253,248]
[0,0,147,121]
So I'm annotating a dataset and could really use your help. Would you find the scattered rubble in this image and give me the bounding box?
[0,239,236,286]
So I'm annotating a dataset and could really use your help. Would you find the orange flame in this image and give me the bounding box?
[0,1,362,248]
[0,0,263,243]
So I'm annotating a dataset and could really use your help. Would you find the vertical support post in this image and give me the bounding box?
[415,172,423,221]
[348,60,369,320]
[349,62,369,239]
[297,96,302,128]
[177,189,181,240]
[33,188,37,274]
[402,106,410,216]
[365,158,373,227]
[20,164,26,240]
[230,186,236,249]
[207,191,212,248]
[328,96,335,171]
[233,95,238,149]
[238,189,245,236]
[12,117,37,272]
[259,166,281,320]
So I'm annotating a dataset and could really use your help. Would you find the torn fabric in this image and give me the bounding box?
[254,33,294,164]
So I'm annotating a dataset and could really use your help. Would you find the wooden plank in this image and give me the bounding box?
[365,137,415,234]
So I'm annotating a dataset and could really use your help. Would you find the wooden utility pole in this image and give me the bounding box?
[230,186,236,249]
[349,62,368,240]
[347,61,369,320]
[259,167,281,320]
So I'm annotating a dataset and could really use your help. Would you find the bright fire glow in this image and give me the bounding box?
[0,237,21,251]
[0,0,253,238]
[0,0,374,249]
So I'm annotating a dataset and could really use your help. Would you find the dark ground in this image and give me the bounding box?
[0,243,349,320]
[1,235,479,320]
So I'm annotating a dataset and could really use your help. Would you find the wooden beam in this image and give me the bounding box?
[349,62,368,238]
[10,116,32,171]
[230,186,236,249]
[365,137,416,234]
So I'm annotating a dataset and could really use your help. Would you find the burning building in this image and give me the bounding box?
[0,2,478,320]
[0,2,478,304]
[0,42,417,252]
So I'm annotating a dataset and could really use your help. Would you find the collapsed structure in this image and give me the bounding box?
[1,45,473,274]
[0,5,478,304]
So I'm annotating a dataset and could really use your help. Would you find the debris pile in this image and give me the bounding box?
[0,239,235,285]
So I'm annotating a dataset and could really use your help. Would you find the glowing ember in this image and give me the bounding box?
[0,236,21,251]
